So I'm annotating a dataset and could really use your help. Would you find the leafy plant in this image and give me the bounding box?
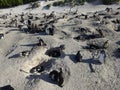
[102,0,120,4]
[0,0,38,8]
[52,1,64,6]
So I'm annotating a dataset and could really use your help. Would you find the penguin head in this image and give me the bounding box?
[59,45,65,50]
[106,40,109,43]
[59,68,62,72]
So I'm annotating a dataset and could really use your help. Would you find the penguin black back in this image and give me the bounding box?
[0,85,14,90]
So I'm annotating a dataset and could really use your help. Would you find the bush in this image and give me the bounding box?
[64,0,85,5]
[53,1,64,6]
[63,0,120,5]
[23,0,38,4]
[0,0,38,8]
[86,0,96,2]
[52,0,96,6]
[102,0,120,4]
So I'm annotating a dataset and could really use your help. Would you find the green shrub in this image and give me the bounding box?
[0,0,38,8]
[86,0,96,2]
[62,0,120,6]
[0,0,119,8]
[52,1,64,6]
[102,0,120,4]
[58,0,86,6]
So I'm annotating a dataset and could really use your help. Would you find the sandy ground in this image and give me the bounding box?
[0,0,120,90]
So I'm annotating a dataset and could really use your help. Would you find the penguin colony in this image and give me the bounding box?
[0,6,120,89]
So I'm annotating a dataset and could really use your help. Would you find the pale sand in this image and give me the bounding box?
[0,0,120,90]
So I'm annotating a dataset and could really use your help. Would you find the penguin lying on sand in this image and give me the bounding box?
[0,85,14,90]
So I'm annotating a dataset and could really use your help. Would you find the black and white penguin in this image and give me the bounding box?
[30,65,45,73]
[98,50,106,64]
[19,51,30,57]
[49,68,64,87]
[28,19,31,25]
[75,51,83,62]
[49,70,59,82]
[0,33,4,39]
[58,68,64,87]
[35,66,44,73]
[37,37,46,46]
[97,29,105,38]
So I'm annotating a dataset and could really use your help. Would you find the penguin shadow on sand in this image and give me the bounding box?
[26,73,58,86]
[20,43,38,47]
[67,54,78,63]
[67,51,83,63]
[8,53,20,59]
[8,50,30,59]
[81,58,101,73]
[67,53,101,72]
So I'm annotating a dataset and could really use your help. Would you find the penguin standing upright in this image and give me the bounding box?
[14,19,18,27]
[28,19,31,25]
[98,29,104,38]
[58,68,64,87]
[0,33,4,39]
[37,37,46,46]
[98,50,106,64]
[76,51,83,62]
